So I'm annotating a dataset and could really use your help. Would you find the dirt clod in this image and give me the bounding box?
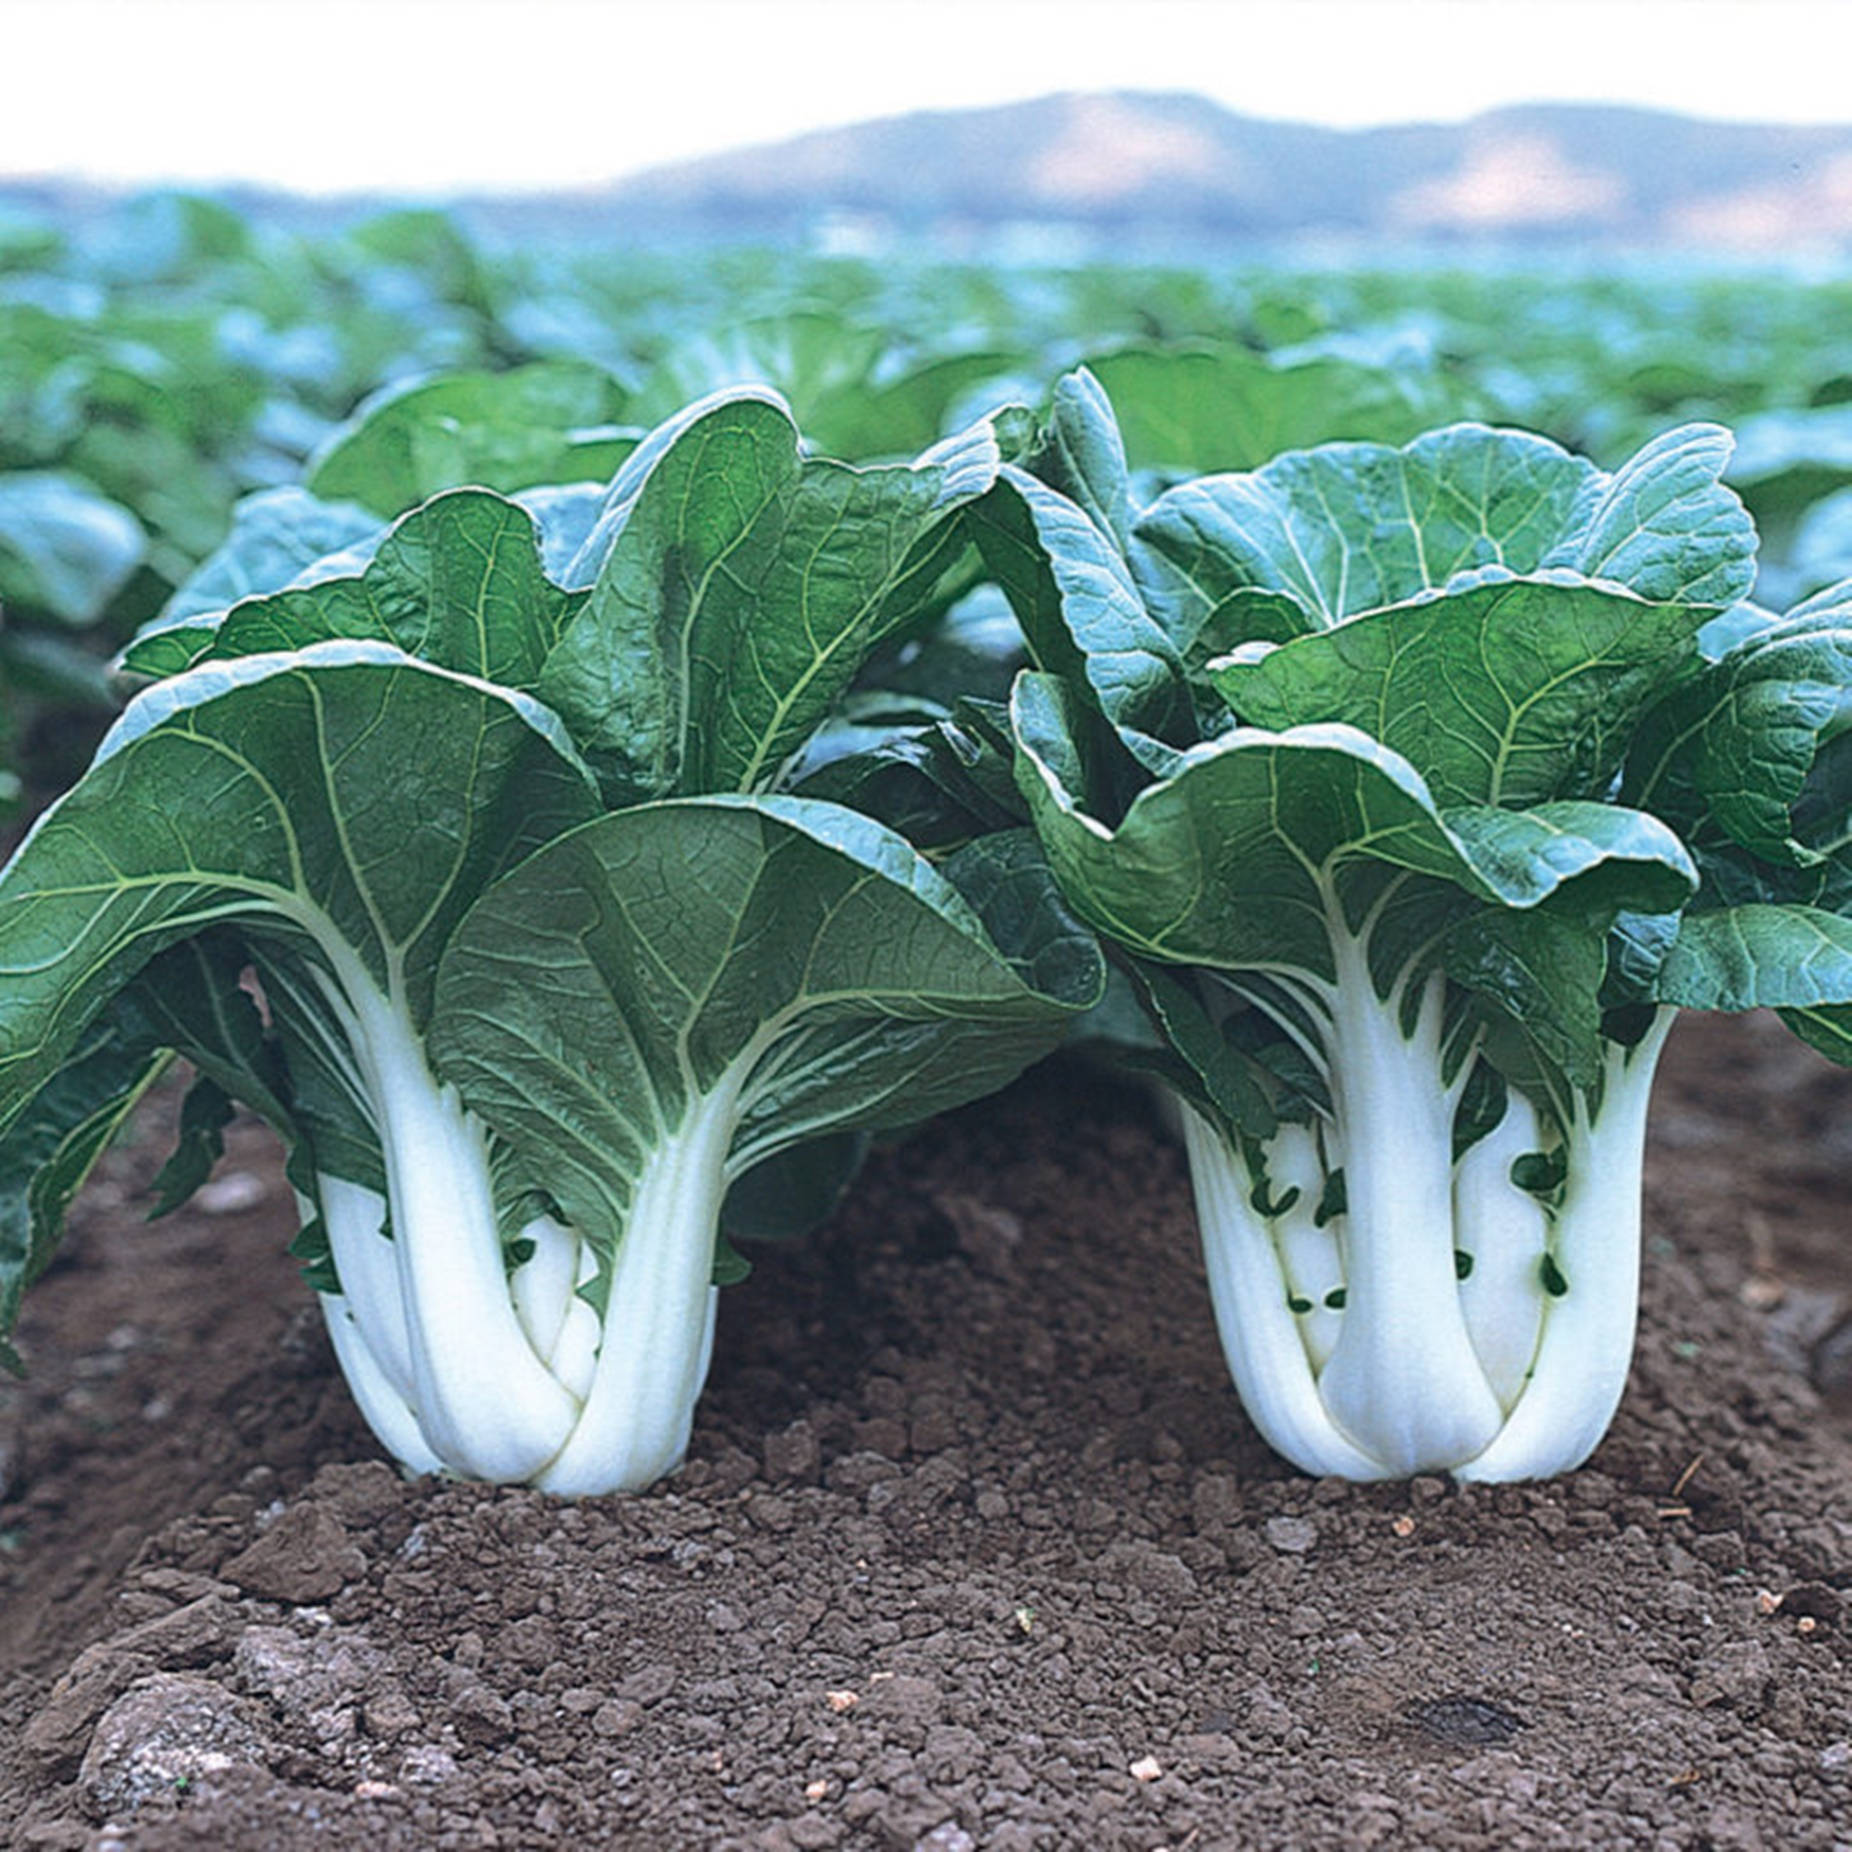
[220,1502,366,1602]
[77,1673,271,1821]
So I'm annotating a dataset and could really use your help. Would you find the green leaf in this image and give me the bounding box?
[1626,596,1852,868]
[0,1015,169,1368]
[1122,961,1279,1142]
[188,491,583,694]
[0,923,307,1358]
[722,1130,868,1243]
[1568,425,1762,609]
[790,691,1030,852]
[0,643,601,1131]
[1656,904,1852,1014]
[1727,403,1852,529]
[805,349,1027,462]
[1211,576,1704,807]
[0,628,115,708]
[968,465,1187,773]
[537,391,1002,801]
[123,488,581,696]
[1777,1002,1852,1066]
[1601,910,1682,1011]
[1026,368,1134,551]
[119,487,382,679]
[147,1073,236,1219]
[1012,673,1695,986]
[306,362,638,519]
[1443,908,1612,1089]
[0,472,146,626]
[1138,422,1752,631]
[428,796,1103,1283]
[1451,1060,1509,1161]
[1082,342,1466,477]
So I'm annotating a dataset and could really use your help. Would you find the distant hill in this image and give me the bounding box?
[571,93,1852,255]
[9,94,1852,255]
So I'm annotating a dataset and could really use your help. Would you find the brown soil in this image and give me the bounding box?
[1,1013,1849,1851]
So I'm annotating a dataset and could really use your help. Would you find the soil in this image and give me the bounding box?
[1,1012,1850,1851]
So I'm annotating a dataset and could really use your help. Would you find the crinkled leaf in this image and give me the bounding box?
[1562,426,1760,608]
[130,491,583,696]
[1625,595,1852,867]
[969,464,1187,773]
[537,392,1001,802]
[1138,422,1752,632]
[1211,574,1705,806]
[1442,908,1611,1089]
[125,485,382,678]
[1601,909,1682,1011]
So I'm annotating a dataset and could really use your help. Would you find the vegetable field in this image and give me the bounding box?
[2,195,1850,1849]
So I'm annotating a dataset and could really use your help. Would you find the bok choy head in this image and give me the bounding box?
[990,372,1852,1482]
[0,389,1103,1494]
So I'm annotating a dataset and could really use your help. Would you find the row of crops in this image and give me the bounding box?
[3,189,1852,1495]
[8,191,1852,818]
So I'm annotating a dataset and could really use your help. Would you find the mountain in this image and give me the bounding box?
[574,93,1852,254]
[8,94,1851,256]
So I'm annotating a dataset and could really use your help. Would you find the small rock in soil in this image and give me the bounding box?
[931,1190,1021,1272]
[220,1503,366,1602]
[114,1595,241,1670]
[764,1419,822,1484]
[1781,1582,1846,1627]
[861,1675,944,1725]
[1096,1538,1197,1598]
[399,1744,460,1786]
[24,1644,157,1779]
[362,1687,422,1738]
[1404,1696,1526,1747]
[913,1826,977,1852]
[1690,1640,1773,1712]
[1265,1514,1318,1554]
[441,1670,514,1747]
[617,1664,677,1706]
[77,1673,272,1821]
[193,1171,268,1215]
[304,1460,404,1526]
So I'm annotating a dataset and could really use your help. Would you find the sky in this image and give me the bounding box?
[5,0,1850,197]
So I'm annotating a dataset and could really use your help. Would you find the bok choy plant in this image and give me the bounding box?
[980,372,1852,1481]
[0,388,1102,1494]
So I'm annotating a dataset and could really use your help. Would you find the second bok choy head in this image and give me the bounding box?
[0,388,1103,1496]
[981,370,1852,1483]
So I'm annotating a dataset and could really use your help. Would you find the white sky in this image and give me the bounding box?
[5,0,1849,196]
